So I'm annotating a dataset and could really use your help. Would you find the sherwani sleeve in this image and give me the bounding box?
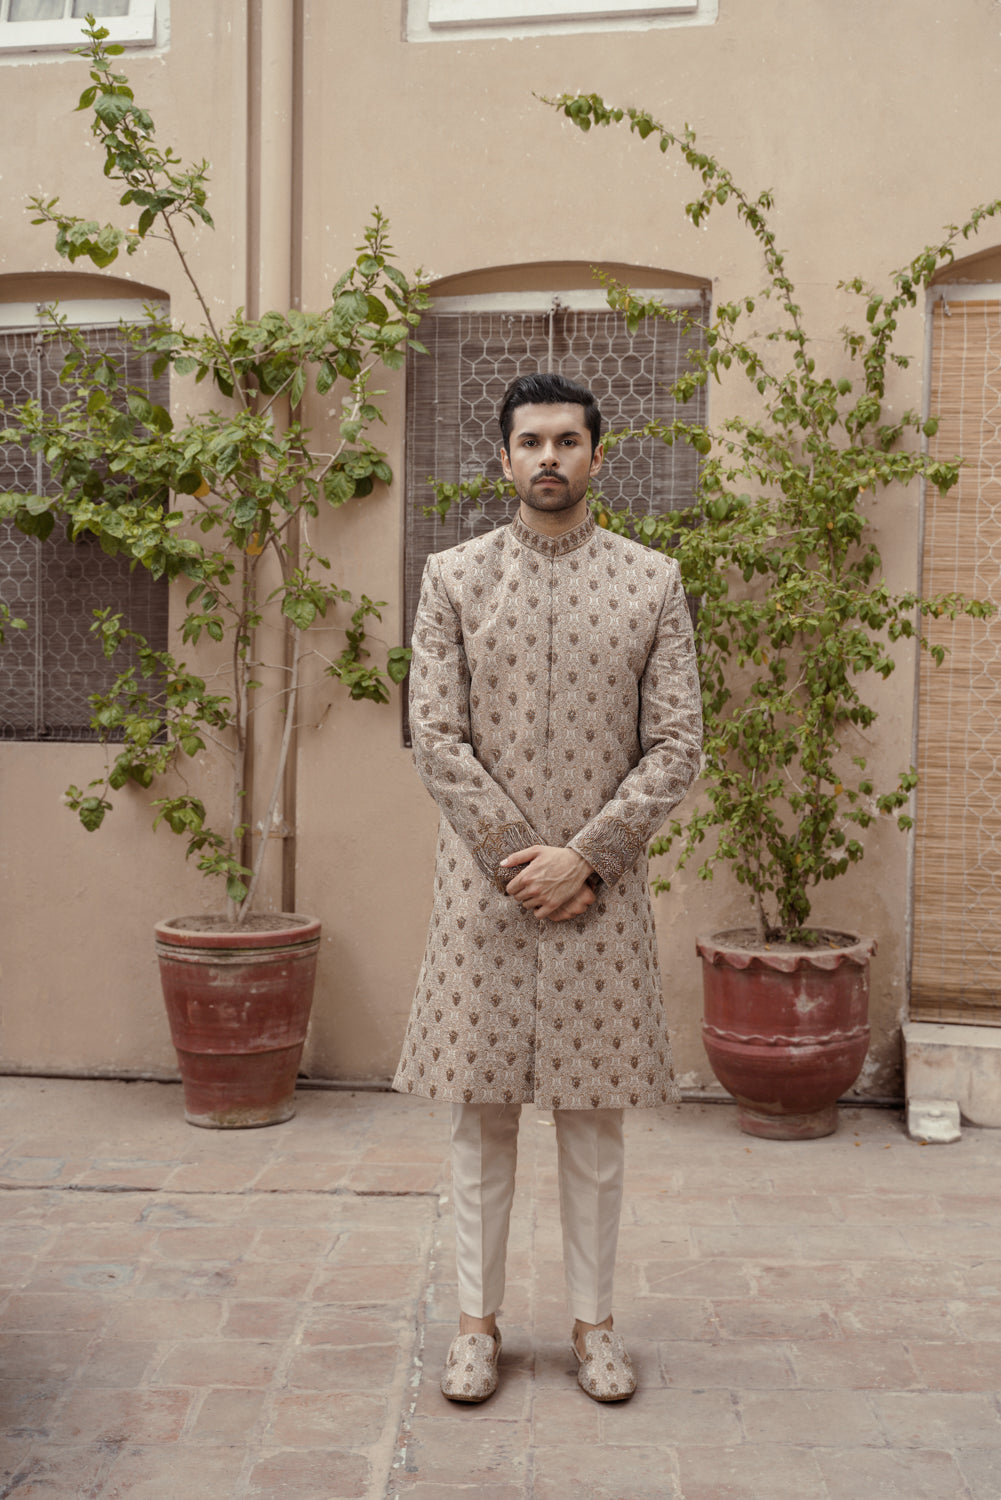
[410,553,542,892]
[566,556,703,888]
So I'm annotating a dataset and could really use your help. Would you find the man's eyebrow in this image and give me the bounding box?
[516,428,584,441]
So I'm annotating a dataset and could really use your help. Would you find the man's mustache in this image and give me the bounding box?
[532,472,567,485]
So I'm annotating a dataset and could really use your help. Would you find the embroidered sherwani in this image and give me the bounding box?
[393,512,702,1110]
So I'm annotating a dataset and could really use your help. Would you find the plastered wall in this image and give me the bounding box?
[3,0,1000,1094]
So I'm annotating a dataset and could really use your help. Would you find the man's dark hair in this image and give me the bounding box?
[498,372,602,456]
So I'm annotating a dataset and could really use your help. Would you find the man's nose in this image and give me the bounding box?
[539,444,560,467]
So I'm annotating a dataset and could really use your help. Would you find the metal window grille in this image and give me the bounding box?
[0,324,169,742]
[402,290,709,741]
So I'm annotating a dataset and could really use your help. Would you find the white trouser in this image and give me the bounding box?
[449,1102,625,1324]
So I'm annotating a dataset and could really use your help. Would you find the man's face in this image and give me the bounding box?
[500,402,603,515]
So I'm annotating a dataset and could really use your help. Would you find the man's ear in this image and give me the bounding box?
[589,443,605,477]
[499,445,513,479]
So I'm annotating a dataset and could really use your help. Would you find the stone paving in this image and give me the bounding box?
[1,1076,1001,1498]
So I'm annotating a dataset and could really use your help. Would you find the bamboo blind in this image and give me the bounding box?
[911,298,1001,1023]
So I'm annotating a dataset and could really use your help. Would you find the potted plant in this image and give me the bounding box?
[544,93,998,1136]
[0,22,428,1126]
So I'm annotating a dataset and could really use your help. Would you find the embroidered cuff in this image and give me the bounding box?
[568,819,645,890]
[472,819,539,893]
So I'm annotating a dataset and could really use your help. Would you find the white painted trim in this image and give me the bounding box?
[408,0,716,41]
[926,283,1001,303]
[427,289,705,314]
[429,0,696,26]
[0,298,166,331]
[907,288,940,1001]
[0,0,158,54]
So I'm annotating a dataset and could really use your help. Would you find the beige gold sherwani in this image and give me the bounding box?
[393,512,702,1111]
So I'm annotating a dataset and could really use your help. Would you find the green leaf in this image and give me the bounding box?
[15,509,55,542]
[148,403,173,433]
[323,469,354,506]
[93,94,130,126]
[85,242,119,269]
[78,797,109,832]
[378,321,409,347]
[387,646,411,683]
[283,597,317,629]
[127,393,153,425]
[214,442,241,477]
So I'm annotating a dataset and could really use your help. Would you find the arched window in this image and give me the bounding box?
[402,263,710,739]
[0,281,169,741]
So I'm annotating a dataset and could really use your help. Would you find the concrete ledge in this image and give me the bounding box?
[904,1021,1001,1128]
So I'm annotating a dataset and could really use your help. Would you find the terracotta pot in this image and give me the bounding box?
[154,913,321,1129]
[697,929,876,1140]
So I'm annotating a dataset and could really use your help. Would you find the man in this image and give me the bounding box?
[394,372,702,1403]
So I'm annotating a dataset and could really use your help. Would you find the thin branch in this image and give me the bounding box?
[239,622,301,919]
[160,214,248,408]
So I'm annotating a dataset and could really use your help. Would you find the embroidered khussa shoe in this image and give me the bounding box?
[571,1327,637,1402]
[440,1327,502,1403]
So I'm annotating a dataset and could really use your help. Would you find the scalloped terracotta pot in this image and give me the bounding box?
[697,930,876,1140]
[154,914,321,1129]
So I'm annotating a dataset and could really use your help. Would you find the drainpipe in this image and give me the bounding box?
[245,0,303,913]
[247,0,294,319]
[283,0,305,914]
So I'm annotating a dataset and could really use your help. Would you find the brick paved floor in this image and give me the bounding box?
[1,1077,1000,1498]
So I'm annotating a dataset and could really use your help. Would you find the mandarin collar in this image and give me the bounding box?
[509,512,597,558]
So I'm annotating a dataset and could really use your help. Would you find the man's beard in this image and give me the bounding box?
[517,473,588,513]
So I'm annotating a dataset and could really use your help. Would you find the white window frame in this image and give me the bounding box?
[409,0,715,40]
[428,288,704,313]
[0,297,166,332]
[431,0,695,23]
[0,0,162,55]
